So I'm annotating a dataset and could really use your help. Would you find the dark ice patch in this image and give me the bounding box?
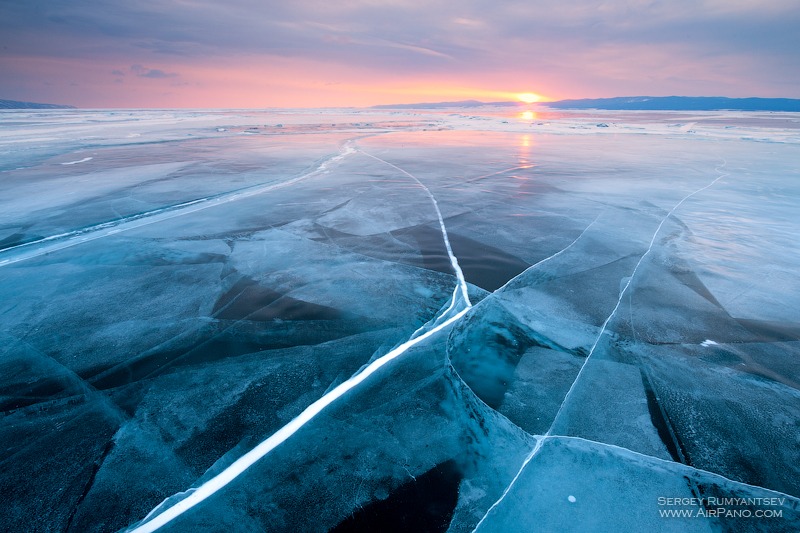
[670,267,725,309]
[0,376,75,412]
[87,320,373,391]
[448,306,553,410]
[307,220,529,292]
[0,232,42,251]
[213,277,343,321]
[330,460,462,533]
[0,337,98,412]
[640,369,689,465]
[735,318,800,342]
[392,224,530,292]
[448,232,530,292]
[391,225,452,275]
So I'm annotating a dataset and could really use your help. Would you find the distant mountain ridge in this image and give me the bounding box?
[0,99,75,109]
[545,96,800,112]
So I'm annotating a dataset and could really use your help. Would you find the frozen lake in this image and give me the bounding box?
[1,107,799,532]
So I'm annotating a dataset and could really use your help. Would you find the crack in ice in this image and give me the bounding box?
[357,148,472,307]
[478,433,799,518]
[473,160,730,532]
[126,144,475,533]
[553,160,729,425]
[61,156,93,165]
[126,307,471,533]
[493,212,602,295]
[440,164,534,189]
[552,435,800,504]
[0,144,357,268]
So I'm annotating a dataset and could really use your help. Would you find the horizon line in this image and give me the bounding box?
[3,94,800,112]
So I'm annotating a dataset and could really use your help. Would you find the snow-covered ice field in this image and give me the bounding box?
[1,106,799,532]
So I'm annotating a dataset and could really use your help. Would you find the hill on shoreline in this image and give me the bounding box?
[546,96,800,112]
[0,99,75,109]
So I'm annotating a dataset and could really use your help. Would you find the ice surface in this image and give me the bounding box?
[472,437,800,532]
[1,107,799,532]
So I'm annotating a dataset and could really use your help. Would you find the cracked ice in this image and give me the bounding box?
[1,108,799,532]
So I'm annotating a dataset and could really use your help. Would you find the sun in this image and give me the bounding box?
[517,93,541,104]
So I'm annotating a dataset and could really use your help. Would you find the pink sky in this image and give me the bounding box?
[1,1,798,108]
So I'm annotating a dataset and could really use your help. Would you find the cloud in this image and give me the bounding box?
[111,69,125,76]
[1,0,799,103]
[4,1,796,73]
[130,64,178,78]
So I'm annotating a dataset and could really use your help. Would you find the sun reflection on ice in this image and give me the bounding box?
[518,134,532,166]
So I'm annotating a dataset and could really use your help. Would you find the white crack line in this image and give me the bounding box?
[126,145,474,533]
[126,307,470,533]
[453,213,606,533]
[475,431,799,528]
[0,144,357,268]
[492,211,603,295]
[552,435,800,504]
[357,148,472,307]
[473,160,730,532]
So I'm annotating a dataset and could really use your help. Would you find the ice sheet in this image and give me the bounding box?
[1,107,798,532]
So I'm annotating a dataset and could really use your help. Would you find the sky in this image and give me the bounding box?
[1,0,799,108]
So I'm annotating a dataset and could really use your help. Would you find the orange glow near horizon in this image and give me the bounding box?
[370,86,553,107]
[4,55,561,108]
